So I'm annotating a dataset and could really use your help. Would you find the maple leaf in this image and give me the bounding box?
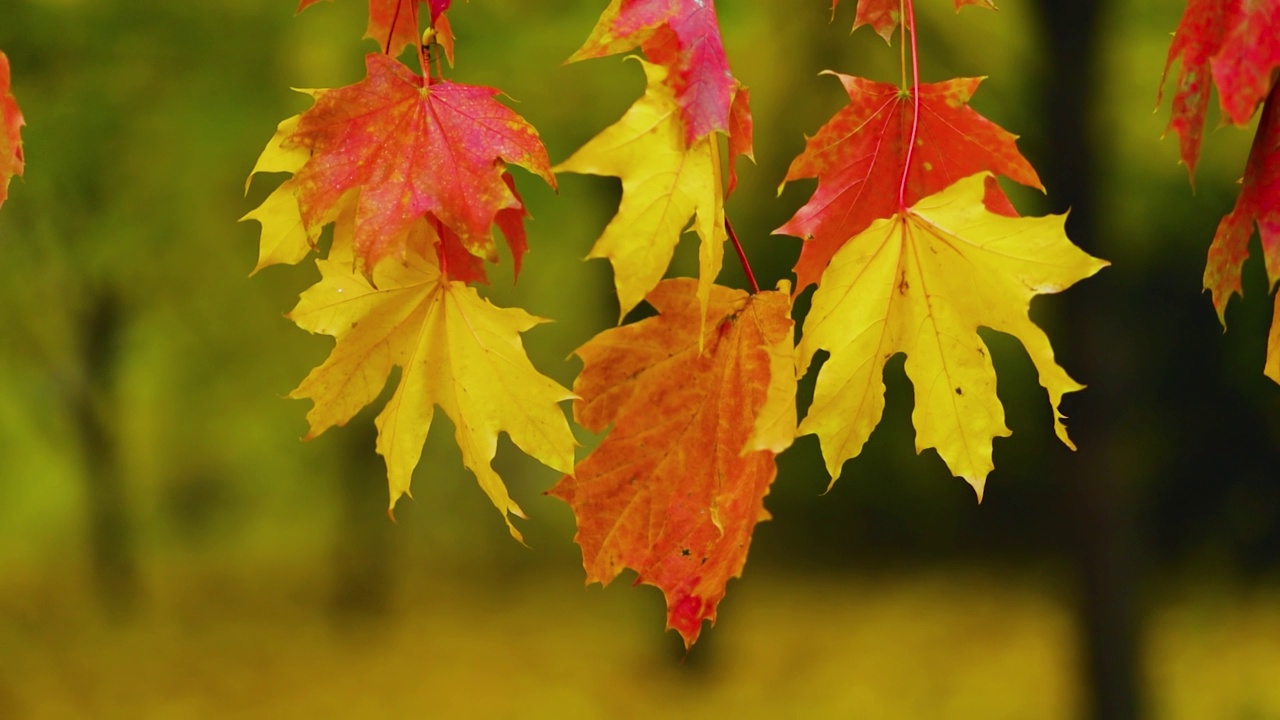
[833,0,995,43]
[1161,0,1280,177]
[570,0,735,143]
[1204,84,1280,384]
[797,173,1107,498]
[0,52,25,210]
[287,213,576,540]
[242,112,530,284]
[297,0,451,56]
[556,58,727,321]
[284,53,554,273]
[549,278,795,647]
[777,75,1042,291]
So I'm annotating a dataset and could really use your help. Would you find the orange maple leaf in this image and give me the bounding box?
[284,53,554,273]
[0,52,24,210]
[549,278,795,647]
[777,75,1041,291]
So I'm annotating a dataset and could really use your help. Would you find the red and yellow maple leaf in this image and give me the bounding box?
[279,53,553,274]
[798,173,1106,497]
[777,75,1041,291]
[1161,0,1280,176]
[287,210,576,540]
[0,52,24,210]
[556,58,728,321]
[1204,84,1280,384]
[242,112,529,284]
[549,278,795,647]
[571,0,736,143]
[297,0,451,56]
[833,0,995,43]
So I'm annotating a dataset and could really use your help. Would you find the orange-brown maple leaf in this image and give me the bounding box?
[833,0,995,42]
[297,0,451,56]
[285,53,554,273]
[1204,84,1280,383]
[1161,0,1280,177]
[777,75,1041,291]
[0,52,24,210]
[548,278,795,647]
[571,0,737,143]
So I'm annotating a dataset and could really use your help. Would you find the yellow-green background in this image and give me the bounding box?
[2,1,1278,717]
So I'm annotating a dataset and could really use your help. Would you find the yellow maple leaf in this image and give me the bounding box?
[287,222,576,540]
[797,173,1107,499]
[555,57,725,322]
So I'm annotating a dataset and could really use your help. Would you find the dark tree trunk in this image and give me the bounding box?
[1031,3,1146,719]
[73,290,139,620]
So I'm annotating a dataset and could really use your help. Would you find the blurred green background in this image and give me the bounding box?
[2,0,1279,717]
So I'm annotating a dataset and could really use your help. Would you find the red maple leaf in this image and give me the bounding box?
[286,53,554,272]
[834,0,995,42]
[549,279,794,647]
[726,86,754,197]
[297,0,452,56]
[1162,0,1280,177]
[1204,83,1280,332]
[776,75,1042,291]
[0,52,24,210]
[571,0,735,143]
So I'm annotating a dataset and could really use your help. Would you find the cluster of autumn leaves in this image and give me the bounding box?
[236,0,1280,646]
[233,0,1112,646]
[3,0,1274,647]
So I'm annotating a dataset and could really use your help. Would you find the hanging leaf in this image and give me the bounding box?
[556,58,727,321]
[288,216,576,540]
[550,278,795,647]
[798,173,1106,497]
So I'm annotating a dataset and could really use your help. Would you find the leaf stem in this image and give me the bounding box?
[386,1,403,55]
[434,216,450,278]
[725,218,760,294]
[899,0,908,91]
[896,0,921,210]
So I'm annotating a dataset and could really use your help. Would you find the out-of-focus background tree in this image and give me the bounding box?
[2,1,1278,717]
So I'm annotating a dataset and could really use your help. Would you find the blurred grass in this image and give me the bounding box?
[3,565,1280,718]
[3,567,1074,718]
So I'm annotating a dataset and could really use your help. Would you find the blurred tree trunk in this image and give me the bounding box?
[329,420,396,623]
[73,290,139,620]
[1031,3,1146,719]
